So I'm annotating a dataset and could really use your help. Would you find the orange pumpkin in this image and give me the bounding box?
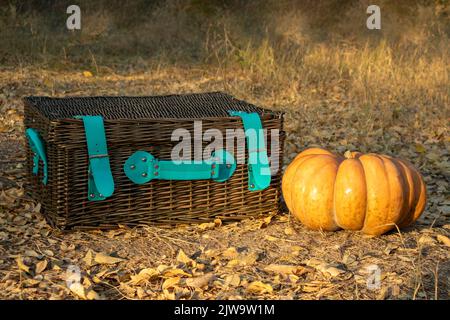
[282,148,426,235]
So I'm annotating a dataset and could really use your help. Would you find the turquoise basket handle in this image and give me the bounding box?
[228,111,271,191]
[77,116,115,201]
[124,149,236,184]
[25,128,48,185]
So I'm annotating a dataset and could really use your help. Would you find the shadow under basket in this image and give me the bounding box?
[23,92,285,230]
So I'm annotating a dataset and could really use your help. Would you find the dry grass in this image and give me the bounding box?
[0,1,449,300]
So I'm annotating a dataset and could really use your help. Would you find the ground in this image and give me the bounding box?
[0,67,448,300]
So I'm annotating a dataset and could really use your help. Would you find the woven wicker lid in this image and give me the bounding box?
[24,92,280,120]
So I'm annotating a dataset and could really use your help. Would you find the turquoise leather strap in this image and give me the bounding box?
[78,116,114,201]
[25,128,48,185]
[229,111,271,191]
[124,149,236,184]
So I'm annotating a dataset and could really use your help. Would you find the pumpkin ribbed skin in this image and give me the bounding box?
[282,148,426,235]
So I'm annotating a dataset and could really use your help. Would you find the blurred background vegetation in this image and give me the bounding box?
[0,0,448,129]
[1,0,449,67]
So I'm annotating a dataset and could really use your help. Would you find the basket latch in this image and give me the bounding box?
[25,128,48,185]
[78,116,115,201]
[124,149,236,184]
[228,111,271,191]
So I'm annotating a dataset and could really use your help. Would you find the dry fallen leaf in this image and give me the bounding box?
[84,249,126,266]
[176,249,194,265]
[184,273,215,288]
[83,71,93,78]
[224,274,241,287]
[43,78,53,88]
[415,143,426,153]
[246,281,273,294]
[264,264,309,276]
[119,283,136,297]
[291,245,302,256]
[239,253,258,266]
[436,234,450,247]
[257,215,273,229]
[43,249,54,257]
[163,268,191,278]
[288,274,299,283]
[129,268,159,285]
[68,281,99,300]
[0,190,13,207]
[227,252,257,268]
[222,247,238,259]
[24,250,41,258]
[226,259,240,268]
[136,287,146,299]
[0,123,8,133]
[83,249,95,266]
[264,235,279,242]
[214,218,222,227]
[153,263,168,272]
[16,256,30,273]
[33,202,41,213]
[317,264,345,277]
[418,235,436,246]
[284,227,294,236]
[24,278,40,286]
[377,286,389,300]
[86,289,100,300]
[69,283,87,299]
[35,260,48,274]
[94,252,126,265]
[0,232,7,241]
[198,222,216,231]
[162,277,180,290]
[302,283,320,293]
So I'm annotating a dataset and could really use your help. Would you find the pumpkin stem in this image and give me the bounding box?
[344,150,354,159]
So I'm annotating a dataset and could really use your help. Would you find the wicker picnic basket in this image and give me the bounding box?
[23,92,285,230]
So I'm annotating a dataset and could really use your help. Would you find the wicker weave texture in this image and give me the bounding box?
[24,92,285,230]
